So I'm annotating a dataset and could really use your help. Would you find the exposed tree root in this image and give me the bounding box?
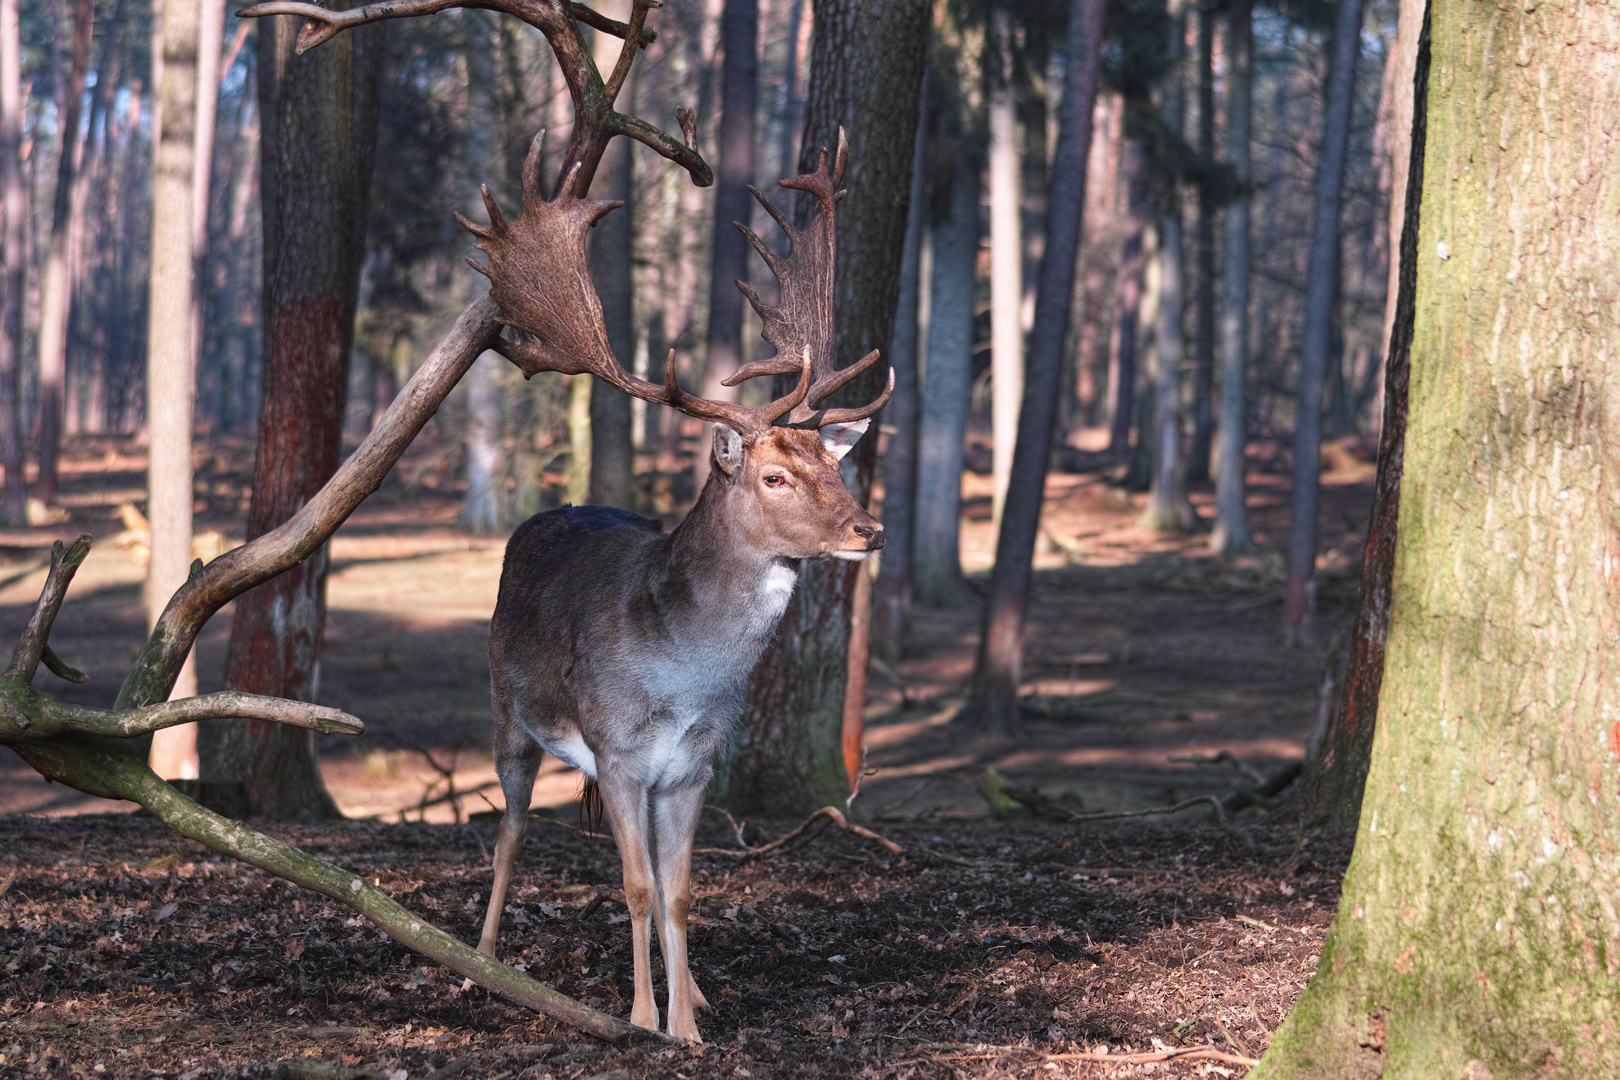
[697,805,903,859]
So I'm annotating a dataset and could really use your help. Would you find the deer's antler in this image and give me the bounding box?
[724,128,894,429]
[463,137,814,435]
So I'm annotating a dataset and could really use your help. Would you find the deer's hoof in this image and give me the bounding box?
[667,1015,703,1044]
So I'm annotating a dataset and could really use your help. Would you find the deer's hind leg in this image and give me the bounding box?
[478,718,543,958]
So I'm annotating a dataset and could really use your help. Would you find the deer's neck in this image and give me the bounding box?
[663,474,796,641]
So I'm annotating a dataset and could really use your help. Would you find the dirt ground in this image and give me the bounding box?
[0,433,1378,1077]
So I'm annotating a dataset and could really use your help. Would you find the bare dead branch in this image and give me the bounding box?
[694,806,901,860]
[2,690,364,741]
[5,534,91,684]
[118,296,502,711]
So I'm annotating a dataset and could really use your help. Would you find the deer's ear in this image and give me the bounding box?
[819,419,870,462]
[713,423,746,476]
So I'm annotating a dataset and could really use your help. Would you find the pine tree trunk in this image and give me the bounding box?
[145,0,202,782]
[698,0,757,404]
[1210,0,1251,557]
[912,148,978,611]
[34,0,92,507]
[587,5,636,508]
[1291,0,1424,836]
[1105,140,1146,460]
[1255,3,1620,1072]
[212,10,383,821]
[964,0,1106,735]
[0,0,29,523]
[1282,0,1364,641]
[1186,1,1215,483]
[1139,0,1194,532]
[987,7,1020,533]
[716,0,929,817]
[458,351,503,534]
[872,91,927,664]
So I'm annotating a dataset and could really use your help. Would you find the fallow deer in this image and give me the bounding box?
[463,130,890,1042]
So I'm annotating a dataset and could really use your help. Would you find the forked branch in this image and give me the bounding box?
[235,0,711,194]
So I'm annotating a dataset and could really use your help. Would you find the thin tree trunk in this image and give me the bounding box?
[1105,140,1146,459]
[0,0,31,524]
[1282,0,1365,642]
[775,0,806,184]
[872,82,927,664]
[145,0,202,782]
[189,0,225,384]
[1139,0,1194,532]
[912,148,978,611]
[1211,0,1251,557]
[34,0,92,507]
[1291,0,1424,836]
[587,5,635,507]
[566,372,591,505]
[1186,0,1215,483]
[987,7,1020,533]
[698,0,758,405]
[717,0,929,818]
[458,351,503,533]
[1255,3,1620,1071]
[964,0,1105,735]
[213,9,383,821]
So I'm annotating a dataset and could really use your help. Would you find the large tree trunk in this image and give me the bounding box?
[716,0,929,817]
[912,147,978,611]
[1210,0,1251,557]
[1138,0,1194,532]
[587,5,636,508]
[986,7,1020,533]
[212,10,383,821]
[1282,0,1364,642]
[964,0,1105,735]
[1255,2,1620,1072]
[145,0,203,782]
[34,0,93,507]
[1290,0,1424,836]
[872,94,927,664]
[0,0,29,524]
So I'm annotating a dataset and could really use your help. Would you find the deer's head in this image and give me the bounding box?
[463,127,891,559]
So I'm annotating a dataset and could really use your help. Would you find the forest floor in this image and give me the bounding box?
[0,431,1379,1077]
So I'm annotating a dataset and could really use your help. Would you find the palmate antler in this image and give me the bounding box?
[466,126,893,434]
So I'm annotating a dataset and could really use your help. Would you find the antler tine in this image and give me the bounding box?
[807,349,884,408]
[521,130,546,204]
[747,184,795,240]
[657,347,814,434]
[813,367,895,428]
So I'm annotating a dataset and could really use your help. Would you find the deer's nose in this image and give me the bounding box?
[854,523,884,549]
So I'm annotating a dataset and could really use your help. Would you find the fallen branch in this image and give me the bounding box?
[1044,1043,1260,1067]
[694,806,902,860]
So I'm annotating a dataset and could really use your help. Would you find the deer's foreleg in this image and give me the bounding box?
[478,729,543,958]
[597,768,660,1032]
[652,780,708,1042]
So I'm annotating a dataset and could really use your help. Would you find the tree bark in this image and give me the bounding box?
[987,7,1020,533]
[145,0,203,782]
[212,9,383,821]
[1186,0,1215,484]
[1290,0,1424,837]
[1282,0,1364,642]
[872,85,927,664]
[1254,2,1620,1072]
[587,4,635,508]
[34,0,93,507]
[0,0,29,524]
[1105,140,1146,460]
[1138,0,1194,532]
[458,351,504,533]
[716,0,929,817]
[1376,0,1422,434]
[912,146,978,611]
[1210,0,1251,558]
[697,0,758,406]
[963,0,1105,735]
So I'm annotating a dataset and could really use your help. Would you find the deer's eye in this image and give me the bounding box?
[763,474,786,488]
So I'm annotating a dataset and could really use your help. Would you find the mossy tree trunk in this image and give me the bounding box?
[1254,3,1620,1075]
